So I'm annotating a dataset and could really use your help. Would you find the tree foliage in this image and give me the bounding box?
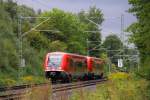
[103,34,123,65]
[0,1,17,71]
[78,6,104,57]
[35,8,89,54]
[127,0,150,80]
[0,0,104,85]
[0,0,43,81]
[128,0,150,61]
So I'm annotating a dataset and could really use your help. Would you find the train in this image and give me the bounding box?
[44,52,105,83]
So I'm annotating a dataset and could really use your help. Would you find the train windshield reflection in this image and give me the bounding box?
[48,55,62,67]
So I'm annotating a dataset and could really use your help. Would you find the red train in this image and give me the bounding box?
[44,52,105,82]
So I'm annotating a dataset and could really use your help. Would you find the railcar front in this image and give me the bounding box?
[44,52,70,82]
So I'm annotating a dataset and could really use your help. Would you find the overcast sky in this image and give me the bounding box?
[15,0,136,40]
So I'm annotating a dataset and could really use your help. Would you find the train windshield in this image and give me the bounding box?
[48,55,63,67]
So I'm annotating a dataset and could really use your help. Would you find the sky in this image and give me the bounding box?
[15,0,137,41]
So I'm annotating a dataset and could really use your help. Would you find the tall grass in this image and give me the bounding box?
[24,83,51,100]
[71,72,149,100]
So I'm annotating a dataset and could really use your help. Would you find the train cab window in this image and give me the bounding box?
[48,55,63,67]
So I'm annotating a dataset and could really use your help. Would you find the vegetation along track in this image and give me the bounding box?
[0,83,48,99]
[0,78,107,99]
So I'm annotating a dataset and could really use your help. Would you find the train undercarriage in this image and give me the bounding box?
[45,71,103,83]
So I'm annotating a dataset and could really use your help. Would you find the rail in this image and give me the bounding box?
[0,78,107,99]
[0,83,48,99]
[52,78,107,92]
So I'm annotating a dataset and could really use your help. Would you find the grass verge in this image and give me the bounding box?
[71,72,149,100]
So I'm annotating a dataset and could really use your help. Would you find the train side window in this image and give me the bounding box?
[83,60,87,67]
[93,61,99,68]
[75,61,82,67]
[96,63,100,68]
[69,58,74,67]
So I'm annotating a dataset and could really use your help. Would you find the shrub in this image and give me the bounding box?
[108,72,130,80]
[0,78,16,87]
[71,72,149,100]
[20,75,48,85]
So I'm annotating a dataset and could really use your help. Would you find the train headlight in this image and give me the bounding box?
[58,67,61,70]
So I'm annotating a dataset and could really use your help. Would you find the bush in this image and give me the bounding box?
[71,73,149,100]
[19,75,48,85]
[108,72,130,80]
[0,78,16,87]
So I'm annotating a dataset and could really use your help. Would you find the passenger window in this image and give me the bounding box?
[76,62,83,67]
[69,58,74,67]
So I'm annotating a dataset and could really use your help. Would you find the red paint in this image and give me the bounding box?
[87,57,93,72]
[43,52,105,78]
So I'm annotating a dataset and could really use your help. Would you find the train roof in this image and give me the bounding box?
[48,52,86,58]
[47,52,104,61]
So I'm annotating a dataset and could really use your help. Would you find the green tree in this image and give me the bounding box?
[0,1,18,71]
[36,8,88,54]
[127,1,150,98]
[0,0,44,82]
[49,40,67,52]
[103,34,123,65]
[0,1,21,81]
[127,0,150,80]
[78,6,104,57]
[26,31,50,50]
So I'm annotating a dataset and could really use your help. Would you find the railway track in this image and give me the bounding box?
[51,78,107,100]
[0,83,48,100]
[52,78,107,93]
[0,78,107,99]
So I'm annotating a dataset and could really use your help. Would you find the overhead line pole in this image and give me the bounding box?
[18,16,23,67]
[121,14,125,69]
[18,16,60,64]
[85,17,111,73]
[17,15,62,80]
[21,17,51,37]
[84,18,101,56]
[18,15,24,79]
